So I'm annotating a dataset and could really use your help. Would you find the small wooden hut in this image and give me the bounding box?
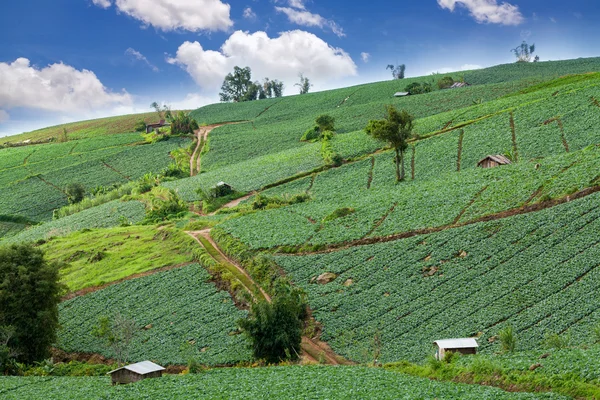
[477,154,512,169]
[393,92,410,97]
[433,338,478,360]
[108,361,165,385]
[145,120,170,133]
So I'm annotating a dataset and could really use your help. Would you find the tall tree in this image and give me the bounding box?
[150,102,172,121]
[219,66,254,102]
[0,244,64,364]
[295,74,312,94]
[365,106,414,182]
[386,64,406,79]
[511,41,537,63]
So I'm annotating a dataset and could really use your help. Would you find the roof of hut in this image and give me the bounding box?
[434,338,479,349]
[477,154,512,166]
[108,361,165,375]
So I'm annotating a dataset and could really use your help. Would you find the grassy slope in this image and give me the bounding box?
[41,225,197,292]
[0,366,564,399]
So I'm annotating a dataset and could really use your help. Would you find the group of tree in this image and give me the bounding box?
[386,64,406,79]
[0,245,64,373]
[512,41,539,63]
[294,74,312,95]
[219,66,285,102]
[404,81,432,95]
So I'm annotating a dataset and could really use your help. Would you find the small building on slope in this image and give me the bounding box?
[146,120,169,133]
[433,338,478,360]
[477,154,512,169]
[108,360,165,385]
[393,92,410,97]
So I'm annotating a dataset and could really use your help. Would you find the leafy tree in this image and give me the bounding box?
[512,41,537,63]
[65,183,85,204]
[315,114,335,132]
[404,81,432,95]
[0,244,64,364]
[170,111,199,135]
[238,286,307,363]
[262,78,284,98]
[134,119,147,132]
[220,66,254,102]
[92,313,137,367]
[365,106,414,182]
[437,76,454,89]
[295,74,312,94]
[150,102,173,121]
[387,64,406,79]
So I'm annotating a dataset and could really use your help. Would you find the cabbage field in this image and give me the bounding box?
[274,191,600,362]
[0,366,565,399]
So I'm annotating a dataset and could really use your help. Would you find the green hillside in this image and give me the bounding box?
[2,57,600,398]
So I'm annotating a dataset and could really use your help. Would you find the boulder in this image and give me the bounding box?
[316,272,337,284]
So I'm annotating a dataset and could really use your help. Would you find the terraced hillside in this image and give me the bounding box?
[2,57,600,398]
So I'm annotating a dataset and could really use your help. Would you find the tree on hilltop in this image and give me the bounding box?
[365,106,414,182]
[512,41,539,63]
[387,64,406,79]
[295,74,312,95]
[220,67,285,102]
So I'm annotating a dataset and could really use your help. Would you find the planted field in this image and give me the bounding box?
[218,145,600,249]
[274,191,600,363]
[39,225,197,292]
[0,221,27,241]
[58,263,250,366]
[0,366,565,399]
[3,200,146,246]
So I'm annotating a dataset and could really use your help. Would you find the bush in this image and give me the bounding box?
[65,183,85,204]
[134,119,147,132]
[405,82,433,95]
[170,111,199,135]
[315,114,335,132]
[323,207,355,222]
[251,193,310,210]
[142,188,188,224]
[300,126,321,142]
[142,132,169,144]
[544,333,570,349]
[498,326,517,353]
[437,76,454,89]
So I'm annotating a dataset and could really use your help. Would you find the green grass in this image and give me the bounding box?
[0,366,566,399]
[40,225,198,292]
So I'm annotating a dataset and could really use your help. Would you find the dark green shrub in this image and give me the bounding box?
[315,114,335,132]
[65,183,85,204]
[323,207,355,222]
[134,119,147,132]
[301,126,321,142]
[498,326,517,353]
[437,76,454,89]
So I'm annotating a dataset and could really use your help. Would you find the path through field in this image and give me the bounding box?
[190,121,250,176]
[184,229,352,365]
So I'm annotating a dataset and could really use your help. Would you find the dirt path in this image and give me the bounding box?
[185,229,352,365]
[190,121,250,176]
[207,193,254,216]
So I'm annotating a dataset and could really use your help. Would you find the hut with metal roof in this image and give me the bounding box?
[449,82,470,89]
[433,338,478,360]
[477,154,512,169]
[108,361,165,385]
[393,92,410,97]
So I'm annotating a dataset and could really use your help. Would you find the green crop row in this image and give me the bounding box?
[274,191,600,363]
[0,366,565,399]
[58,263,250,366]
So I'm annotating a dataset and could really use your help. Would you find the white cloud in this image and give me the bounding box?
[0,58,132,114]
[92,0,233,32]
[243,7,256,20]
[275,7,345,37]
[437,0,524,25]
[125,47,159,72]
[287,0,305,9]
[361,52,370,63]
[92,0,112,8]
[167,30,357,93]
[0,110,9,123]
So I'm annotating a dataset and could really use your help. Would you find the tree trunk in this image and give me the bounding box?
[399,149,405,181]
[394,148,401,183]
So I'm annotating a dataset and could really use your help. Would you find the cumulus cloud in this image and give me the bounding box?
[243,7,256,20]
[275,7,345,37]
[361,52,370,63]
[167,30,357,92]
[287,0,305,9]
[0,110,9,123]
[0,58,132,115]
[437,0,524,25]
[125,47,159,72]
[92,0,111,8]
[92,0,233,32]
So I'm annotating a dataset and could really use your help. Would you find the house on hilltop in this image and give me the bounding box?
[434,338,478,360]
[108,361,165,385]
[477,154,512,168]
[146,120,169,133]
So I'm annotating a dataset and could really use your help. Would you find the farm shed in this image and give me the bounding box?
[107,361,165,385]
[394,92,410,97]
[477,154,512,169]
[146,120,170,133]
[433,338,478,360]
[449,82,470,89]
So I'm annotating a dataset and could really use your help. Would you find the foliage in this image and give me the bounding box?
[238,286,307,363]
[295,73,312,94]
[315,114,335,132]
[141,188,188,224]
[251,193,310,211]
[219,67,283,102]
[323,207,355,222]
[499,326,517,353]
[150,102,173,121]
[512,41,537,63]
[170,111,199,135]
[387,64,406,79]
[65,183,85,204]
[91,313,137,366]
[300,126,321,142]
[0,244,64,364]
[142,131,168,143]
[320,130,342,166]
[405,81,433,95]
[437,76,455,89]
[365,106,414,182]
[133,119,146,132]
[58,264,250,366]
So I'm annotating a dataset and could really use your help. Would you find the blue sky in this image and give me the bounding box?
[1,0,599,137]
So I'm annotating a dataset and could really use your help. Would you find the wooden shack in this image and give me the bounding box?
[108,361,165,385]
[145,120,169,133]
[433,338,478,360]
[477,154,512,169]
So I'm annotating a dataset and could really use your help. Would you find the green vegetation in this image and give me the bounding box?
[59,263,250,366]
[40,225,197,292]
[0,366,565,399]
[0,245,64,364]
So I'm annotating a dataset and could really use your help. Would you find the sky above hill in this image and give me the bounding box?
[1,0,599,137]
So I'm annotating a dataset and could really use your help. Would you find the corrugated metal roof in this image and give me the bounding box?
[394,92,410,97]
[450,82,470,88]
[434,338,478,349]
[108,361,165,375]
[478,154,512,166]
